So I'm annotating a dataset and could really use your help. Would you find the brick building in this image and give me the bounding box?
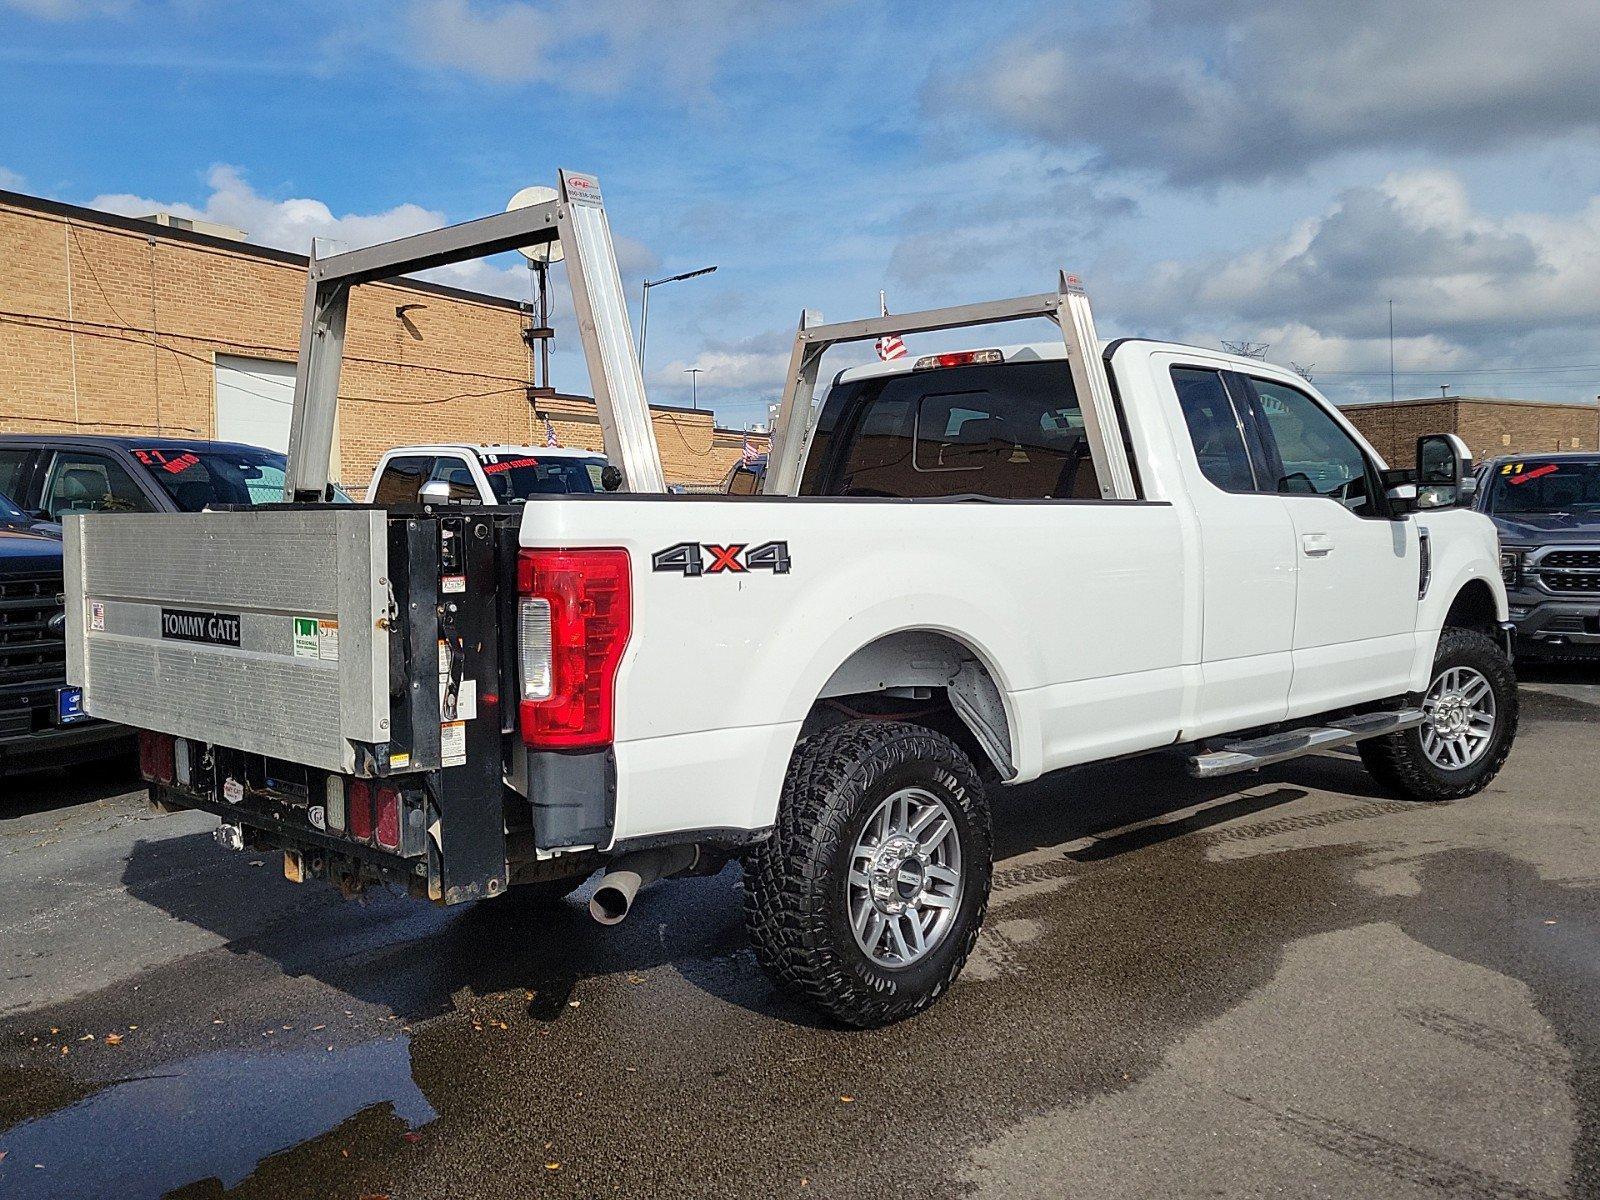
[0,187,766,489]
[1341,396,1599,465]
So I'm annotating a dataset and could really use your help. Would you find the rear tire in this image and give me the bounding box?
[1360,627,1518,801]
[743,720,992,1028]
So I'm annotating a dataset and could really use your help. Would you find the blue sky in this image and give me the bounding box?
[4,0,1600,428]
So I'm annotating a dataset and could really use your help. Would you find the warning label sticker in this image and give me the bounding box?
[441,721,467,766]
[294,618,340,661]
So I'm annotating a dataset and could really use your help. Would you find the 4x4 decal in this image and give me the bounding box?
[652,541,791,576]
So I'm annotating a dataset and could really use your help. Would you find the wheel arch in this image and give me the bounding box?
[1442,576,1500,638]
[804,628,1019,782]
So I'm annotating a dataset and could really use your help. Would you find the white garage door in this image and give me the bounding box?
[214,355,296,452]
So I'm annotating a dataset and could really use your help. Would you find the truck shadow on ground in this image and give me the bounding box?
[0,752,138,822]
[102,747,1408,1034]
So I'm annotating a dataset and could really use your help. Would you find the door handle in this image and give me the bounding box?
[1301,532,1334,557]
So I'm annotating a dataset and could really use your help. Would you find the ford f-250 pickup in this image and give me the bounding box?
[65,177,1516,1027]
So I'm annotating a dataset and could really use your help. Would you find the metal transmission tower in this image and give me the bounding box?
[1221,340,1271,359]
[1290,362,1315,382]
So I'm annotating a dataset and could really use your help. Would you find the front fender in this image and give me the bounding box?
[1412,508,1506,689]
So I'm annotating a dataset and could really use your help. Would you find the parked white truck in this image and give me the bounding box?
[65,173,1516,1028]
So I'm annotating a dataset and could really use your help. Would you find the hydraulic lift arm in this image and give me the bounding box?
[284,169,667,500]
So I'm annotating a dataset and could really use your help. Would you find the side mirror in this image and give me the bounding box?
[600,465,624,492]
[1380,468,1419,515]
[418,480,453,505]
[1415,433,1474,509]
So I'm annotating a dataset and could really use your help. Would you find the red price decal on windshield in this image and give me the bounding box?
[160,452,202,474]
[1508,464,1558,486]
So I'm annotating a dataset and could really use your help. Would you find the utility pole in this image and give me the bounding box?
[685,367,702,410]
[1388,299,1396,405]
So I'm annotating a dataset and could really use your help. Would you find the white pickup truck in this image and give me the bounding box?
[368,444,617,505]
[66,178,1516,1028]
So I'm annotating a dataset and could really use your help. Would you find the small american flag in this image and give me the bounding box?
[543,417,561,448]
[875,290,906,361]
[741,433,759,463]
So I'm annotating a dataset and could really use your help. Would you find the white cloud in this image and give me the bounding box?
[92,164,443,257]
[86,163,660,300]
[404,0,798,95]
[1106,170,1600,401]
[0,165,25,190]
[937,0,1600,185]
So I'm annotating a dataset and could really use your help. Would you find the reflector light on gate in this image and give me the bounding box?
[517,548,631,749]
[137,730,175,785]
[912,348,1003,371]
[374,787,402,850]
[347,779,374,841]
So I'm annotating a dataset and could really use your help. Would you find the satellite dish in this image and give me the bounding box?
[506,185,564,264]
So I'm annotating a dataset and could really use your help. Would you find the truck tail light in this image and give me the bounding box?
[347,779,374,841]
[138,730,175,785]
[374,787,402,850]
[517,548,631,749]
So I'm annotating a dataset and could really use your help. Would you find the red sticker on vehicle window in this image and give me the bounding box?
[482,457,538,474]
[160,452,202,474]
[1508,464,1558,485]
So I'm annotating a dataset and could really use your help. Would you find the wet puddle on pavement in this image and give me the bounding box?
[0,1036,433,1198]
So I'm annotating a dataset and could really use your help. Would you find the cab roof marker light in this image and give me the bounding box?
[912,349,1004,371]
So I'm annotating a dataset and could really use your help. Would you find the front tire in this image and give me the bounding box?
[743,720,992,1028]
[1360,627,1518,801]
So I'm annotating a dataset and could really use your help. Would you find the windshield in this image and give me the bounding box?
[133,446,352,511]
[480,455,606,501]
[1486,459,1600,514]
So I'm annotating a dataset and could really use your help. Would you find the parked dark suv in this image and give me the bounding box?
[0,434,314,518]
[0,490,129,773]
[1475,453,1600,660]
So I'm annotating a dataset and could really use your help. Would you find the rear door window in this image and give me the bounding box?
[818,360,1096,499]
[41,452,154,517]
[1170,368,1258,493]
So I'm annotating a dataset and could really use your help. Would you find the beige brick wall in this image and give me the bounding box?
[0,194,767,489]
[1342,398,1599,466]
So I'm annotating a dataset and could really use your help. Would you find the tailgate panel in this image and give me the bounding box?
[66,510,390,773]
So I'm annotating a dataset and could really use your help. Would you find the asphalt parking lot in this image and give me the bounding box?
[1,666,1597,1199]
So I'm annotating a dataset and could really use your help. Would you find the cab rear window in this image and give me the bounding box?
[801,360,1097,499]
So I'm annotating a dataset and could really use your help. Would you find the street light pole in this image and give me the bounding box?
[685,367,702,410]
[637,264,717,376]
